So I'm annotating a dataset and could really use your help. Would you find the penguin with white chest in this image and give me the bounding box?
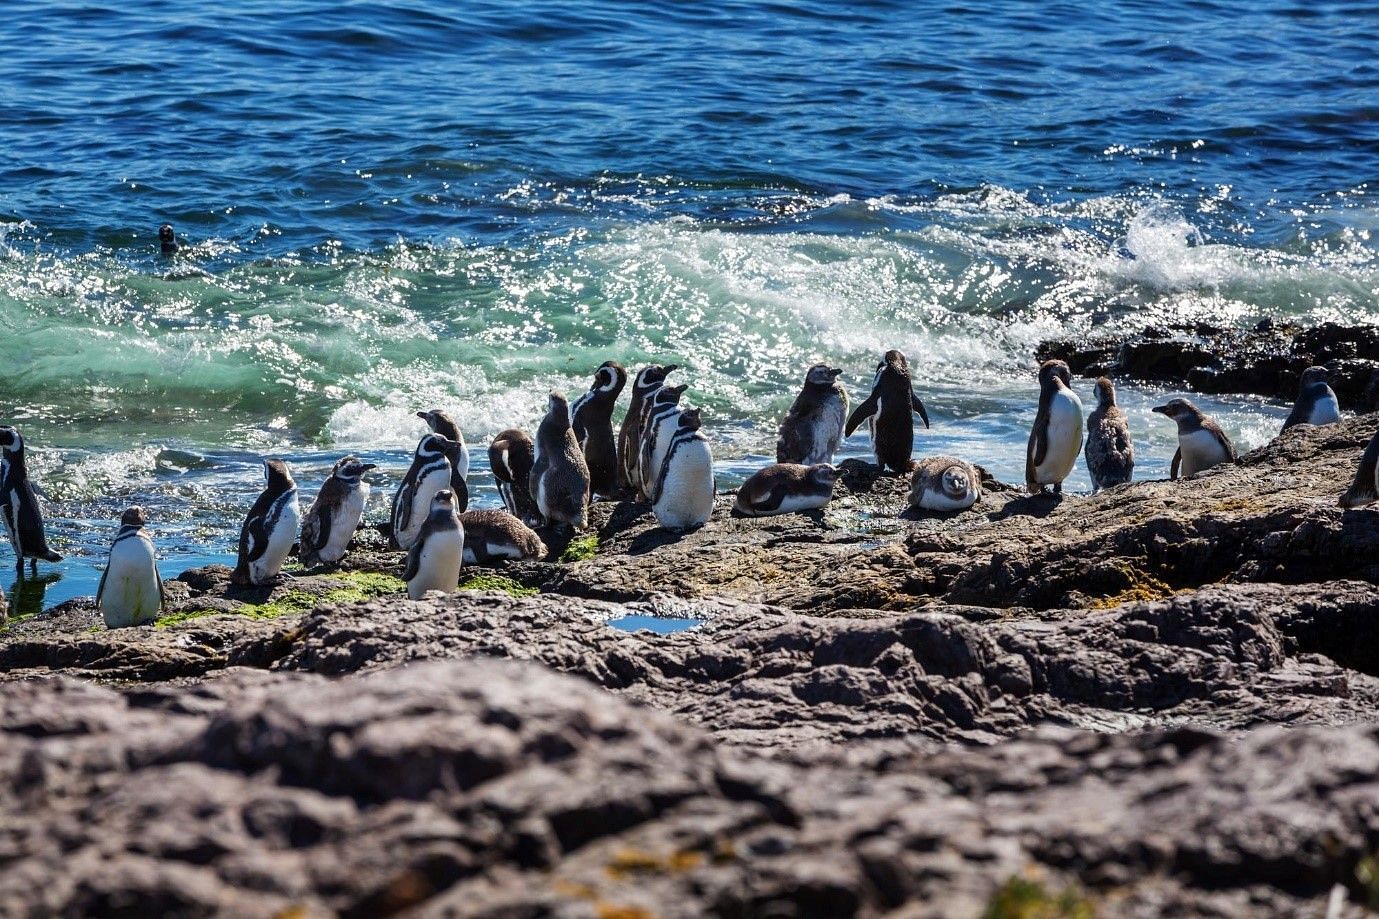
[845,350,930,474]
[489,428,541,526]
[417,409,470,512]
[777,364,848,466]
[1282,366,1341,432]
[639,383,690,501]
[403,490,464,599]
[652,408,715,532]
[1025,360,1084,495]
[619,364,677,495]
[96,506,164,628]
[300,455,376,569]
[0,425,63,576]
[459,509,546,564]
[232,459,300,587]
[1084,377,1134,493]
[909,456,981,512]
[531,391,592,531]
[1152,398,1236,479]
[571,361,627,500]
[391,433,464,550]
[735,463,840,517]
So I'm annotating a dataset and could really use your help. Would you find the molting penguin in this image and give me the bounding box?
[417,409,470,512]
[489,429,541,526]
[571,361,627,499]
[1084,377,1134,493]
[96,506,163,628]
[734,463,840,517]
[777,364,848,466]
[618,364,678,494]
[909,456,981,512]
[232,459,300,587]
[1339,428,1379,508]
[639,383,690,501]
[531,391,592,531]
[652,408,714,532]
[300,455,376,569]
[158,223,178,257]
[403,489,464,600]
[1152,397,1236,479]
[1025,360,1084,495]
[391,433,463,550]
[1282,366,1341,432]
[845,350,930,474]
[459,509,546,564]
[0,425,63,576]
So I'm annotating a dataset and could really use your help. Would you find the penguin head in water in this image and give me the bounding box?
[158,223,178,256]
[0,425,21,453]
[807,463,842,489]
[805,364,843,388]
[1094,377,1118,410]
[333,455,377,482]
[119,506,148,528]
[416,409,461,442]
[1037,359,1072,391]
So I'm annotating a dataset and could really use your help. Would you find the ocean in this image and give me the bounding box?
[2,0,1377,613]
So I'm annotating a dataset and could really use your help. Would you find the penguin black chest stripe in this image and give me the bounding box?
[651,428,700,504]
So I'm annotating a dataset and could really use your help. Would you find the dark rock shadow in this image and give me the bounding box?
[986,492,1065,521]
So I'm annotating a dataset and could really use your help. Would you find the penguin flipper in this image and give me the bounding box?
[1026,405,1050,487]
[156,565,166,611]
[402,538,423,583]
[845,395,879,437]
[911,391,931,429]
[453,475,470,514]
[776,408,806,464]
[311,505,332,552]
[1170,448,1182,481]
[94,564,109,607]
[393,479,416,538]
[1340,429,1379,508]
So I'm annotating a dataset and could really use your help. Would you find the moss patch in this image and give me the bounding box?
[329,571,407,596]
[560,534,599,563]
[459,574,538,597]
[983,876,1095,919]
[155,572,408,628]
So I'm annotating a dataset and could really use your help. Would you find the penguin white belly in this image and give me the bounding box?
[868,399,883,465]
[807,400,845,465]
[1034,391,1084,484]
[653,442,714,531]
[252,500,300,583]
[321,485,368,565]
[773,491,832,514]
[407,531,464,599]
[399,470,447,549]
[914,486,979,512]
[1178,430,1230,478]
[463,541,523,565]
[101,538,160,628]
[1307,394,1341,426]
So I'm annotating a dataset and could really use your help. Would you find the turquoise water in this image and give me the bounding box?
[1,1,1376,609]
[606,615,704,635]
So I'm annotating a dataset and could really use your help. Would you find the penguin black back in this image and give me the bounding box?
[232,459,297,586]
[844,350,930,474]
[489,428,540,525]
[618,363,677,493]
[1340,428,1379,508]
[416,409,470,512]
[571,361,627,499]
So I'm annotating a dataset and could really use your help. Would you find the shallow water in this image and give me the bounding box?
[1,1,1374,609]
[606,615,704,635]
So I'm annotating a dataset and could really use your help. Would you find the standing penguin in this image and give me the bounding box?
[1339,428,1379,508]
[417,409,470,512]
[0,425,63,576]
[489,429,541,526]
[734,463,841,517]
[391,433,464,550]
[570,361,627,500]
[1084,377,1135,493]
[1152,398,1236,479]
[300,455,377,569]
[402,490,465,600]
[777,364,848,466]
[531,391,592,531]
[844,350,931,474]
[95,506,163,628]
[639,383,690,501]
[618,364,678,494]
[232,459,300,587]
[1025,360,1085,495]
[652,408,714,532]
[1282,366,1342,432]
[460,509,547,564]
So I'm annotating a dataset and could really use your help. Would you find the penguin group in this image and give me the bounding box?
[0,337,1367,626]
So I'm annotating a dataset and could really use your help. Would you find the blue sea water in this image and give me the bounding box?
[2,0,1378,611]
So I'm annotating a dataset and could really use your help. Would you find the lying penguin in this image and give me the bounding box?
[734,463,840,517]
[909,456,981,512]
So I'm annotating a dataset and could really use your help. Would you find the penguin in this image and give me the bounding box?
[531,391,592,531]
[391,433,464,550]
[1282,366,1342,432]
[652,408,714,532]
[459,509,546,564]
[158,223,178,257]
[231,459,300,586]
[300,455,377,569]
[489,428,541,526]
[402,489,464,600]
[1025,360,1085,495]
[1339,428,1379,508]
[638,383,690,501]
[417,409,470,512]
[0,425,63,577]
[1084,377,1134,493]
[1151,398,1236,479]
[909,456,981,512]
[777,364,848,466]
[95,506,164,628]
[844,350,931,474]
[618,364,678,494]
[734,463,840,517]
[570,361,627,499]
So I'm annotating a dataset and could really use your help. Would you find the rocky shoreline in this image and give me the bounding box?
[4,376,1379,915]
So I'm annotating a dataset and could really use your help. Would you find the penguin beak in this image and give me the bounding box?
[1150,404,1169,415]
[663,364,679,374]
[827,368,842,379]
[415,411,429,420]
[360,463,378,472]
